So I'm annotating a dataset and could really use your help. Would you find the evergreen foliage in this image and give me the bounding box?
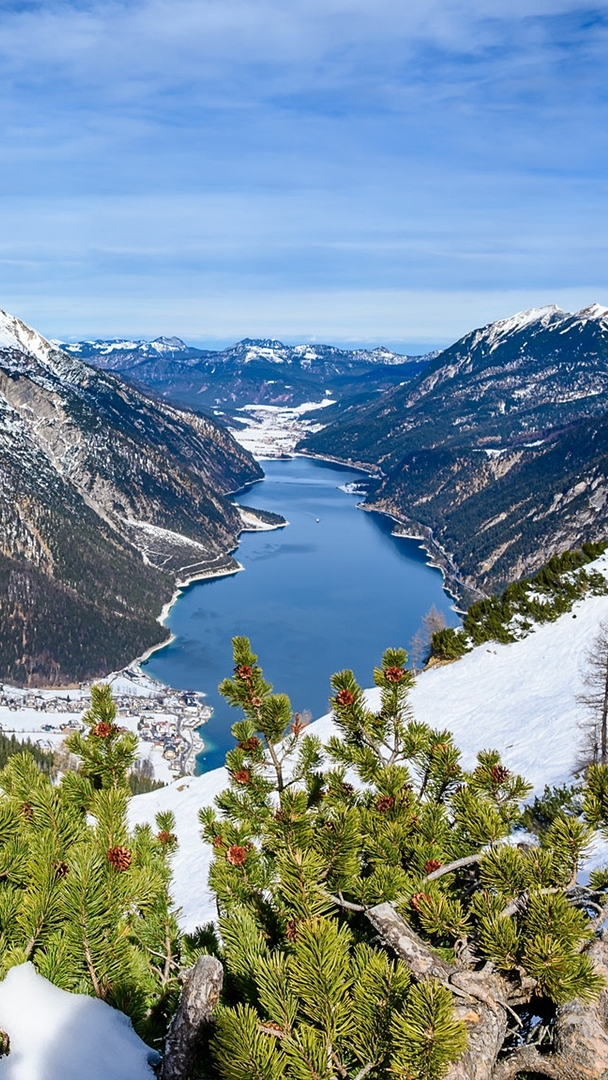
[0,731,54,773]
[430,544,608,659]
[199,638,608,1079]
[0,684,189,1042]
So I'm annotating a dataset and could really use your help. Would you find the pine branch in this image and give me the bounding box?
[352,1064,375,1080]
[366,902,457,981]
[500,887,560,919]
[423,853,483,882]
[161,955,223,1080]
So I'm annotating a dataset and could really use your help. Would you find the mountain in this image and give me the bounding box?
[299,303,608,600]
[0,310,263,686]
[56,336,435,412]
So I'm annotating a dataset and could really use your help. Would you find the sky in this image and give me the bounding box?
[1,0,608,351]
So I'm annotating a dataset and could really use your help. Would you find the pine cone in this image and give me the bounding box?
[20,801,33,821]
[106,845,132,871]
[431,742,449,754]
[54,860,70,878]
[92,721,114,738]
[285,920,298,941]
[249,696,263,708]
[212,835,226,849]
[226,845,248,866]
[238,737,261,752]
[424,858,442,875]
[233,769,251,785]
[410,891,431,912]
[490,764,510,784]
[335,688,355,707]
[375,795,395,812]
[384,666,405,683]
[235,664,253,681]
[157,830,177,845]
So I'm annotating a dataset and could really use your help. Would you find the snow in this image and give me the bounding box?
[129,556,608,931]
[483,305,562,351]
[0,963,156,1080]
[576,303,608,321]
[230,401,336,458]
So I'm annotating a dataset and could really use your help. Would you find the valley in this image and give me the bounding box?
[300,303,608,604]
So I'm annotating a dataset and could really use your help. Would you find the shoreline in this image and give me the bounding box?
[132,506,286,673]
[294,450,479,610]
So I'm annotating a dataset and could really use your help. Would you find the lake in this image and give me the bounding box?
[143,456,459,771]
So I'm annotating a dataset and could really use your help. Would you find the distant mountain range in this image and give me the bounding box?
[56,336,436,412]
[300,303,608,601]
[0,310,262,685]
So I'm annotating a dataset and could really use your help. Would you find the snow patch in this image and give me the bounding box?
[0,963,156,1080]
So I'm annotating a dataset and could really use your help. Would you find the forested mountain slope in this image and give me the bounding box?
[300,304,608,600]
[0,310,262,685]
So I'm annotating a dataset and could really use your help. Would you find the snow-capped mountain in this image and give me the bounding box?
[0,309,262,686]
[57,336,436,411]
[301,303,608,601]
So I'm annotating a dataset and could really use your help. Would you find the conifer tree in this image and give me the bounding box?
[200,638,608,1080]
[0,684,186,1043]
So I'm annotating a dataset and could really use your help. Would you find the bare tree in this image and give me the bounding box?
[578,620,608,767]
[410,606,447,672]
[422,603,447,641]
[409,628,427,674]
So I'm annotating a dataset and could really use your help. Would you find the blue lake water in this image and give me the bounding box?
[143,456,459,772]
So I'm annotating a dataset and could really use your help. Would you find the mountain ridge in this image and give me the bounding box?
[0,309,264,685]
[299,302,608,601]
[57,336,437,411]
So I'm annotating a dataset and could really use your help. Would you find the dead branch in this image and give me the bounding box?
[160,955,223,1080]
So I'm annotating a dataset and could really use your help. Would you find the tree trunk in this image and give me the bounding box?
[553,932,608,1079]
[160,955,223,1080]
[367,903,608,1080]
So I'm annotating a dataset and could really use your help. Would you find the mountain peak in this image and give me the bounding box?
[0,308,56,364]
[576,303,608,321]
[237,338,286,349]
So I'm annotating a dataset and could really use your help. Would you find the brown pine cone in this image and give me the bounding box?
[106,846,132,871]
[384,666,405,683]
[375,795,395,812]
[235,664,253,681]
[424,858,442,875]
[490,764,510,784]
[233,769,251,785]
[335,688,355,707]
[92,721,114,738]
[226,845,248,866]
[410,891,431,912]
[157,830,177,845]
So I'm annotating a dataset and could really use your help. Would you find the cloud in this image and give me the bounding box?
[0,0,607,339]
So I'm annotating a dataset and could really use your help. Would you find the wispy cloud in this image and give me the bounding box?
[0,0,607,342]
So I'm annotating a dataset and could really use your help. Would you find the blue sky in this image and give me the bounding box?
[1,0,608,350]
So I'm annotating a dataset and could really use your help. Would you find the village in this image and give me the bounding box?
[0,666,213,781]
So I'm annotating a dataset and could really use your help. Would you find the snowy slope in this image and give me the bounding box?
[129,556,608,931]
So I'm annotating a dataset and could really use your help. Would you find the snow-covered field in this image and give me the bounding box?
[129,557,608,931]
[229,399,335,458]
